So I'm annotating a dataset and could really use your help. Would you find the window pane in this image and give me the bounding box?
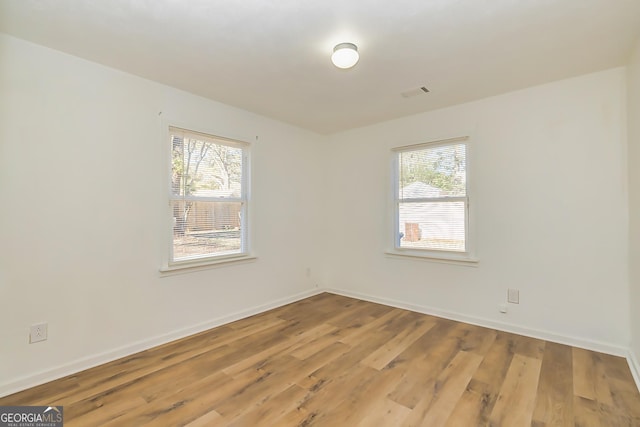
[398,143,466,198]
[171,135,185,196]
[171,200,243,261]
[398,201,466,252]
[171,131,243,198]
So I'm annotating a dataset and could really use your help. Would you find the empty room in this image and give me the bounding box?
[1,0,640,425]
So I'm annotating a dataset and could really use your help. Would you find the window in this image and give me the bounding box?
[393,137,472,259]
[168,126,249,265]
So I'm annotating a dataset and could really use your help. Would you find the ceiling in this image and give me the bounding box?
[1,0,639,134]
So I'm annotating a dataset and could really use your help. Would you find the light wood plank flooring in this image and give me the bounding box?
[1,293,639,426]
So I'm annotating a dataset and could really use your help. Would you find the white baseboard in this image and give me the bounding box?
[628,349,640,393]
[0,288,323,398]
[324,287,629,358]
[4,286,638,398]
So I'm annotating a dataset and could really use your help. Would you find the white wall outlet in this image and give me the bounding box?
[305,267,311,278]
[499,304,508,313]
[30,322,48,343]
[507,288,520,304]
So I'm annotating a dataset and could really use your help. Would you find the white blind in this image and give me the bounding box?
[397,142,467,252]
[169,127,248,262]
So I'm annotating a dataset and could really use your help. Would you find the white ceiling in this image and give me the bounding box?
[1,0,639,134]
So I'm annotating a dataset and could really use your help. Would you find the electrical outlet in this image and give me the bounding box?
[499,304,508,314]
[30,322,48,343]
[305,267,311,278]
[507,289,520,304]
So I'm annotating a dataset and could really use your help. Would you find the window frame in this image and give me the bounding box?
[389,136,478,265]
[161,125,254,273]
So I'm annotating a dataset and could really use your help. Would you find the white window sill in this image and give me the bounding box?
[385,250,479,267]
[160,255,257,277]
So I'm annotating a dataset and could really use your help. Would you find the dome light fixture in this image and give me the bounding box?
[331,42,359,69]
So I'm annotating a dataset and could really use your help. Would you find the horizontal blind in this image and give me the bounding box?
[169,127,247,262]
[397,142,467,252]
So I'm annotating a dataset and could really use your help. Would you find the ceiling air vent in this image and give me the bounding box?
[401,86,430,98]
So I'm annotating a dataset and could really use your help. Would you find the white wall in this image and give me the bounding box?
[0,34,326,395]
[325,68,630,352]
[628,38,640,376]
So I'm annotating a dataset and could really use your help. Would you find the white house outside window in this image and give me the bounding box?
[393,137,473,261]
[168,126,249,265]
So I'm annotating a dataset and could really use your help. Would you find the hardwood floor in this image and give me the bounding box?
[2,293,639,426]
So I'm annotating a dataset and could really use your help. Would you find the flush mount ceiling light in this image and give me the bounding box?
[331,42,359,69]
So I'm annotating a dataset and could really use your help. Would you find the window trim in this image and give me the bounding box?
[389,136,478,265]
[161,123,254,273]
[159,254,257,276]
